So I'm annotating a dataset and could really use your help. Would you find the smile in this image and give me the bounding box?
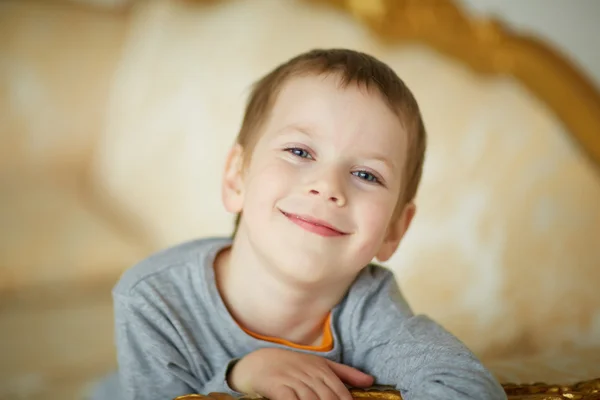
[279,210,348,237]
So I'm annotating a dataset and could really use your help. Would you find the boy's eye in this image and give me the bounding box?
[285,147,313,159]
[352,170,381,184]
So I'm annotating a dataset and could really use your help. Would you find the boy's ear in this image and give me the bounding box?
[221,143,245,214]
[376,202,416,262]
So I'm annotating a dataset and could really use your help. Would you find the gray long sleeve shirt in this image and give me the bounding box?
[91,237,506,400]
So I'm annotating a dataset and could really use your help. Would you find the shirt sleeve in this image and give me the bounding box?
[113,288,244,399]
[346,268,507,400]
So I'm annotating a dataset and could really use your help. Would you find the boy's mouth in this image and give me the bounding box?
[279,210,348,237]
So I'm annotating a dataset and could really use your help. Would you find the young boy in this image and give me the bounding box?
[93,49,506,400]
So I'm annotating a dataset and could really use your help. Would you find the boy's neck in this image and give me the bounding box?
[214,234,353,346]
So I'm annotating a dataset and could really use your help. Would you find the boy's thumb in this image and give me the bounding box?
[326,360,374,388]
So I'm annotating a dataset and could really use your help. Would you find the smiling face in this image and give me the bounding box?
[222,74,414,286]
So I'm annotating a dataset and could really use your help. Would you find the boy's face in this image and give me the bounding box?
[223,74,414,285]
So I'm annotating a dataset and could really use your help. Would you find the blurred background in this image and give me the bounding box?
[1,0,600,398]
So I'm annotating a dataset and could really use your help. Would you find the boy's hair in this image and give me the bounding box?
[232,49,426,235]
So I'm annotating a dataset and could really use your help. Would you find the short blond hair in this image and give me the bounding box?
[232,49,426,235]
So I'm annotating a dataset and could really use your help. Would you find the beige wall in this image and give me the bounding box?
[2,0,600,370]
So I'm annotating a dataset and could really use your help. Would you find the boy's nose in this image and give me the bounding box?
[308,189,346,206]
[307,174,347,207]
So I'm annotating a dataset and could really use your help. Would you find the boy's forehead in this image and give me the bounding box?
[275,73,371,104]
[270,75,394,124]
[268,74,404,138]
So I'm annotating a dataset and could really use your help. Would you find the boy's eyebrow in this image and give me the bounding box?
[362,153,397,172]
[278,124,314,137]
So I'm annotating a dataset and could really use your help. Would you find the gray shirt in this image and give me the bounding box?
[92,237,506,400]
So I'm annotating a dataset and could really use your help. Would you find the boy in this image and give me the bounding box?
[93,49,506,400]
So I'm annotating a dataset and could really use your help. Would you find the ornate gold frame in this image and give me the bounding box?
[173,378,600,399]
[302,0,600,168]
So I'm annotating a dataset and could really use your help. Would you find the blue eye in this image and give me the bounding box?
[353,170,380,184]
[286,147,312,159]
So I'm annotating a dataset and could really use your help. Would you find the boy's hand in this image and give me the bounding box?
[228,348,374,400]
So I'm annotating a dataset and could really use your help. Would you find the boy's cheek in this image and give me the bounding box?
[357,197,396,228]
[244,167,289,210]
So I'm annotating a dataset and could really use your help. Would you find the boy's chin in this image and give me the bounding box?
[269,250,359,286]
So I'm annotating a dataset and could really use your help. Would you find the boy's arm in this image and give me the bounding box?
[113,289,242,399]
[346,268,507,400]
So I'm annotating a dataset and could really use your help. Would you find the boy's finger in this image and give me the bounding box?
[261,384,300,400]
[294,382,320,400]
[321,374,355,400]
[325,360,374,388]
